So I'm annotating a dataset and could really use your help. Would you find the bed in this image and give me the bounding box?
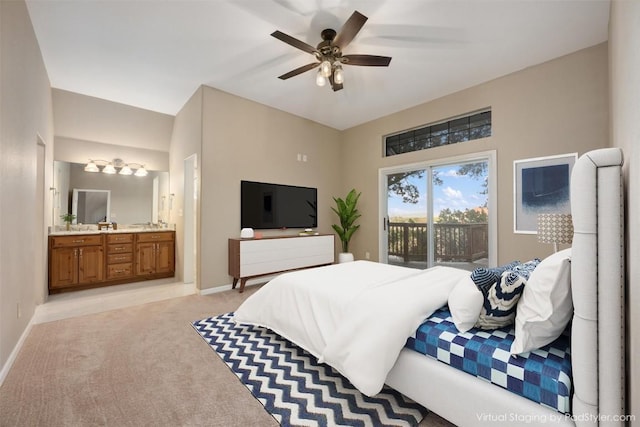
[234,148,625,426]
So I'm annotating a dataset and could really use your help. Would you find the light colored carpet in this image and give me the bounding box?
[0,288,455,427]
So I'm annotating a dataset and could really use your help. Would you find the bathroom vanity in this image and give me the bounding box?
[48,229,175,293]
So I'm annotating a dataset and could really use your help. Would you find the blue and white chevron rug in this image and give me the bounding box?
[192,313,428,427]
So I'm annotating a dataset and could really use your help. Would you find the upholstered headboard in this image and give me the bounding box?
[570,148,625,426]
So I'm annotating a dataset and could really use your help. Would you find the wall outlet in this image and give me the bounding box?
[365,251,370,259]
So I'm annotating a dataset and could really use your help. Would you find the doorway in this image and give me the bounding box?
[183,154,198,285]
[379,151,496,270]
[36,137,47,303]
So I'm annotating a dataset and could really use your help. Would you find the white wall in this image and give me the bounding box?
[52,88,174,152]
[609,0,640,421]
[0,0,54,374]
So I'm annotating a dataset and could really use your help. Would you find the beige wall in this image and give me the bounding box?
[341,43,609,265]
[609,0,640,421]
[198,86,342,290]
[0,0,54,372]
[53,89,174,152]
[168,87,203,284]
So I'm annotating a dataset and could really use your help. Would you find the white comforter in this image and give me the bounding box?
[233,260,469,396]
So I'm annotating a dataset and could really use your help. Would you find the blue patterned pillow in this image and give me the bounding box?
[473,259,541,330]
[511,258,541,280]
[475,270,528,329]
[470,260,520,293]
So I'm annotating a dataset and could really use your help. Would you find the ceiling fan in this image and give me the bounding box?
[271,11,392,91]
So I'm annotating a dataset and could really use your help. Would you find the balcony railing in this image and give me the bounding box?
[388,222,488,263]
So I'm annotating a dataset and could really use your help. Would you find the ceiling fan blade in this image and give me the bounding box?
[333,11,368,49]
[277,62,319,80]
[271,30,317,54]
[342,54,392,67]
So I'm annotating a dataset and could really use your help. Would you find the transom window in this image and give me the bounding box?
[384,110,492,157]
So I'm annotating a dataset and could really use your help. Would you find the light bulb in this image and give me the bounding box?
[84,160,99,173]
[316,70,327,87]
[320,60,332,78]
[134,166,148,177]
[119,164,133,175]
[334,66,344,85]
[102,163,116,174]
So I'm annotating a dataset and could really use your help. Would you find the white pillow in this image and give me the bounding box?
[510,248,572,355]
[448,275,484,333]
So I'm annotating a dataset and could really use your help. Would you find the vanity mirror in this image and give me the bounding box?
[53,161,170,227]
[72,189,111,224]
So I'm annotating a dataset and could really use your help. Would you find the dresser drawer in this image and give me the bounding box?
[106,233,133,244]
[107,263,134,279]
[107,253,133,264]
[50,234,103,248]
[107,243,133,254]
[137,231,174,243]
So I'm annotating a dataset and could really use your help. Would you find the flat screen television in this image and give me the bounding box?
[241,180,318,230]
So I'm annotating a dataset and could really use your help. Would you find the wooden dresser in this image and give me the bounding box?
[48,230,175,293]
[228,234,335,292]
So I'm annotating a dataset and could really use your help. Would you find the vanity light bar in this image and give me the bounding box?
[84,160,149,176]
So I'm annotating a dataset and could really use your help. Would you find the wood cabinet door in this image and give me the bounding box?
[155,241,175,275]
[136,242,156,275]
[50,247,78,289]
[78,246,104,284]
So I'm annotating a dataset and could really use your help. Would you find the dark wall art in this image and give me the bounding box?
[514,153,577,233]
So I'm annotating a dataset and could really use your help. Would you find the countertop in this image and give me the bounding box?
[49,227,174,236]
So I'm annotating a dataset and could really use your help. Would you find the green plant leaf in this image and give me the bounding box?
[331,189,361,253]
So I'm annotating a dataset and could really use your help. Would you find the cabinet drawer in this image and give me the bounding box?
[50,234,103,248]
[107,244,133,254]
[106,234,133,244]
[137,232,174,243]
[107,253,133,264]
[107,263,133,279]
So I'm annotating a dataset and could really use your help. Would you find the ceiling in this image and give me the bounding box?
[26,0,610,131]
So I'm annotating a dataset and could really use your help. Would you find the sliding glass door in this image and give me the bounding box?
[381,152,495,270]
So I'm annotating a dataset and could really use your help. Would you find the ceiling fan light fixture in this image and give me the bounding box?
[334,65,344,84]
[272,11,391,91]
[320,60,332,78]
[316,69,327,87]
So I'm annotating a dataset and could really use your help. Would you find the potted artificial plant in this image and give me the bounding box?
[331,189,361,263]
[60,213,76,231]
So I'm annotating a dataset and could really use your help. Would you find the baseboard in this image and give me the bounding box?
[0,315,35,387]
